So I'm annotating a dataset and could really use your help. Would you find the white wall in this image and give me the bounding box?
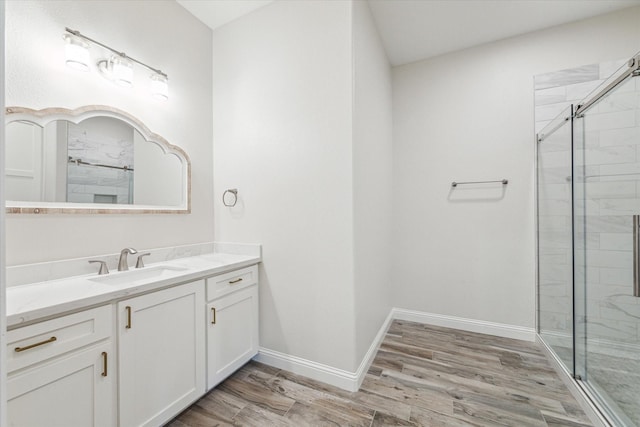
[391,7,640,329]
[212,0,358,371]
[352,1,393,367]
[5,0,213,265]
[1,1,7,422]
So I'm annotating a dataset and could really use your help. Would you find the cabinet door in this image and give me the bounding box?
[207,285,259,389]
[118,281,205,427]
[7,342,114,427]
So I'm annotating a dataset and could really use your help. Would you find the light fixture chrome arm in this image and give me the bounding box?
[65,27,167,78]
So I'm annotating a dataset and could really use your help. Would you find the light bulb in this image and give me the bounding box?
[112,56,133,87]
[63,34,90,72]
[150,73,169,101]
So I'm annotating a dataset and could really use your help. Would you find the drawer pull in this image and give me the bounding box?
[15,336,57,353]
[229,278,243,284]
[211,307,216,324]
[101,352,108,377]
[125,306,132,329]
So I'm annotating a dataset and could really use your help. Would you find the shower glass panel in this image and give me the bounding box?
[537,106,575,372]
[575,71,640,427]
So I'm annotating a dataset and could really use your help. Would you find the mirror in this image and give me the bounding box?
[5,106,191,213]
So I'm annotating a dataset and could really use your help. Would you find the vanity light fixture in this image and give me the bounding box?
[62,33,90,72]
[111,55,134,87]
[63,28,169,100]
[150,73,169,101]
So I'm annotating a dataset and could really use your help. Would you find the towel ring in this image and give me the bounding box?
[223,189,238,207]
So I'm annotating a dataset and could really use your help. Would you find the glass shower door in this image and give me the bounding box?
[537,106,575,372]
[574,72,640,427]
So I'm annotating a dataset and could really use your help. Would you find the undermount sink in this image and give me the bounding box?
[87,265,188,286]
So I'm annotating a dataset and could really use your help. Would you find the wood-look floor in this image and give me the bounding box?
[167,320,592,426]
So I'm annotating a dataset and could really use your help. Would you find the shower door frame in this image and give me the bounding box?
[536,52,640,427]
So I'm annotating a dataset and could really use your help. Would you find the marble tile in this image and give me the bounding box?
[599,301,640,322]
[599,266,632,285]
[599,233,631,251]
[538,150,572,169]
[538,198,571,216]
[539,183,571,200]
[534,64,599,90]
[599,198,640,215]
[599,59,628,79]
[535,86,566,107]
[565,79,604,103]
[537,166,571,184]
[536,103,572,122]
[584,110,636,132]
[537,215,571,232]
[539,265,571,285]
[539,281,571,297]
[538,252,571,267]
[535,120,552,134]
[586,319,637,341]
[585,283,633,300]
[573,198,601,217]
[539,295,572,315]
[585,215,632,233]
[538,231,572,250]
[584,146,637,168]
[538,312,570,331]
[586,249,632,269]
[596,89,639,114]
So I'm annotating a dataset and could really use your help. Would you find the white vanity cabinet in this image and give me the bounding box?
[6,306,115,427]
[117,279,205,427]
[6,252,261,427]
[206,266,259,389]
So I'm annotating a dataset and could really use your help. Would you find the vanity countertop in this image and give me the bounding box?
[7,252,260,329]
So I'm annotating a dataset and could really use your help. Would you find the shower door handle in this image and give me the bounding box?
[634,215,640,297]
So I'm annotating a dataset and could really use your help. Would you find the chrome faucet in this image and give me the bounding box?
[118,248,138,271]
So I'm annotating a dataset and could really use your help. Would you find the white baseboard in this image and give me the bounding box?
[392,308,537,342]
[354,310,395,390]
[255,308,536,391]
[254,348,360,392]
[254,310,395,392]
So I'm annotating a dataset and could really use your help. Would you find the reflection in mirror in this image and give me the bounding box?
[5,106,190,213]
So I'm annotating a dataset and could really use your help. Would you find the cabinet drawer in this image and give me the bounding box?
[7,305,112,373]
[206,265,258,301]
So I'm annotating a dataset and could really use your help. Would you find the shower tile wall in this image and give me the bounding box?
[579,72,640,353]
[66,120,134,204]
[535,61,625,133]
[536,58,640,357]
[537,107,573,366]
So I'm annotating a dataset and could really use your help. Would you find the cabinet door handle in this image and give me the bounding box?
[229,278,243,284]
[125,306,132,329]
[14,336,57,353]
[211,307,216,324]
[101,352,108,377]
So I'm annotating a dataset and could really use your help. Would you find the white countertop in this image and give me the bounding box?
[7,252,260,329]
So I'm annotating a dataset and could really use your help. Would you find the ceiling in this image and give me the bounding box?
[177,0,640,66]
[176,0,274,31]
